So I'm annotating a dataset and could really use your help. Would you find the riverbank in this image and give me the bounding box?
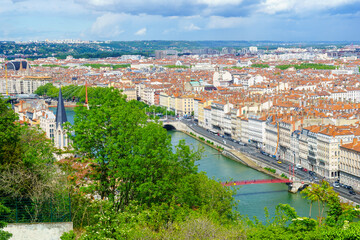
[181,129,289,183]
[178,123,360,204]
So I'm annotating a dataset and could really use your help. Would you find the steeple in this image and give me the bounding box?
[55,87,68,128]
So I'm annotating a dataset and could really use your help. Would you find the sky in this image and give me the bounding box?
[0,0,359,41]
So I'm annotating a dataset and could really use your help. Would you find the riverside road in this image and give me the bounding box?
[178,119,360,204]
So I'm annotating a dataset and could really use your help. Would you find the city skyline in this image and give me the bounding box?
[1,0,360,41]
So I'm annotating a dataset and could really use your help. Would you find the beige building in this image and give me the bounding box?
[0,76,52,94]
[159,92,195,116]
[340,138,360,191]
[197,99,213,127]
[317,127,354,179]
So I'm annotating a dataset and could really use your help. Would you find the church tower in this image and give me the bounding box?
[54,87,69,149]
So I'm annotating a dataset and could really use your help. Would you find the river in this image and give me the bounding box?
[56,107,318,222]
[169,130,320,222]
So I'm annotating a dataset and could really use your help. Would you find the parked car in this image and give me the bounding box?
[302,168,308,172]
[349,190,356,195]
[277,161,282,164]
[333,183,340,188]
[344,185,353,190]
[296,164,302,169]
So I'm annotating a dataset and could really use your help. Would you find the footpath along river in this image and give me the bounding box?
[57,107,319,222]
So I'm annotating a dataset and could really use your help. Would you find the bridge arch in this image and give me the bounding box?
[163,124,176,131]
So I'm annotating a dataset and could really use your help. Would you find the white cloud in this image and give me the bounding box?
[135,27,147,35]
[91,13,126,37]
[196,0,243,6]
[207,16,244,29]
[259,0,360,14]
[185,23,201,31]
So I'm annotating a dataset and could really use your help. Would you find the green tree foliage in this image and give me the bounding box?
[276,63,336,70]
[230,66,243,70]
[302,181,359,226]
[0,125,59,200]
[252,64,269,68]
[83,63,130,69]
[65,88,236,238]
[0,98,67,225]
[35,84,106,103]
[0,204,12,240]
[0,97,20,163]
[164,65,189,69]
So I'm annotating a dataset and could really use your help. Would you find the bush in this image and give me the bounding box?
[264,167,276,174]
[61,230,76,240]
[281,174,288,179]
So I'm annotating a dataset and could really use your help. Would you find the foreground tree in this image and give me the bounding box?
[0,97,66,223]
[0,204,12,240]
[0,97,20,164]
[68,88,217,209]
[64,88,236,238]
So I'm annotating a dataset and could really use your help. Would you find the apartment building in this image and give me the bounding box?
[290,130,301,165]
[240,118,249,144]
[0,76,52,94]
[203,106,212,129]
[40,110,56,140]
[248,115,266,148]
[211,101,233,134]
[265,121,278,157]
[340,138,360,191]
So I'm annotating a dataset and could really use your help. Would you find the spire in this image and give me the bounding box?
[55,87,68,128]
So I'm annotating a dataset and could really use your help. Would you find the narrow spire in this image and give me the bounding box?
[55,87,68,128]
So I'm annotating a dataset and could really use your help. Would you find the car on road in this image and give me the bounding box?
[296,164,302,169]
[349,190,356,195]
[343,185,353,190]
[302,168,308,172]
[333,182,340,188]
[277,161,282,164]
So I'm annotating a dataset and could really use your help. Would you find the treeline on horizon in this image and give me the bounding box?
[1,40,355,60]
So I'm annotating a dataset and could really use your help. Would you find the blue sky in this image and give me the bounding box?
[0,0,359,41]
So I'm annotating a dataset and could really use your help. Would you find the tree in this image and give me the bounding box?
[0,203,12,240]
[302,180,347,226]
[68,88,205,211]
[0,97,20,164]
